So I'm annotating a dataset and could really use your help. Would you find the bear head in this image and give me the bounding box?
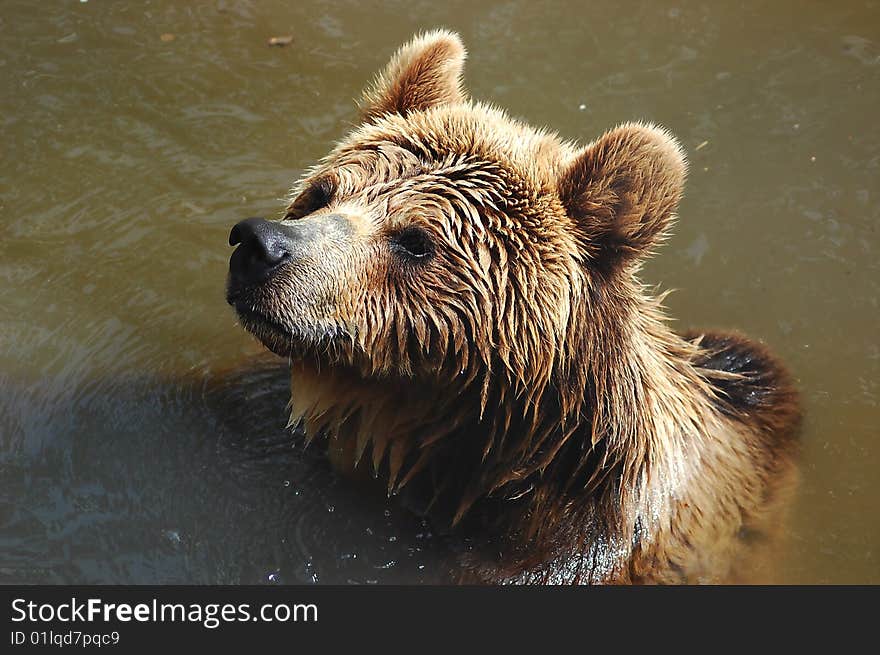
[226,29,687,529]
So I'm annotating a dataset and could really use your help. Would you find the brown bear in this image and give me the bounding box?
[226,30,800,584]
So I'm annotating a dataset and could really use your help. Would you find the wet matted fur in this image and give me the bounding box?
[227,30,800,584]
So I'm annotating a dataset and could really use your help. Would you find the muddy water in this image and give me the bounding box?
[1,1,877,584]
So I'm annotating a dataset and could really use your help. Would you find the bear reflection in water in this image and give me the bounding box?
[226,31,800,584]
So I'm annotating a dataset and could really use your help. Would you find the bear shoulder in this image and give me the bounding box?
[685,329,801,455]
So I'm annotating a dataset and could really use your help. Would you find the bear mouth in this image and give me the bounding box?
[228,298,296,357]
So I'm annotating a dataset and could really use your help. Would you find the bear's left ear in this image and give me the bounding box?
[359,29,467,121]
[557,123,687,273]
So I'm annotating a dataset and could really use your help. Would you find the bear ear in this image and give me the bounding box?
[359,29,467,121]
[557,123,687,273]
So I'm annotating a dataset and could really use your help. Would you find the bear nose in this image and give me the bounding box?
[228,217,295,285]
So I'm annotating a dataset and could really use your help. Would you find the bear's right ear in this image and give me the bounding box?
[359,29,467,122]
[558,123,687,274]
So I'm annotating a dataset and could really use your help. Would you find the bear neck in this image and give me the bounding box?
[449,276,728,581]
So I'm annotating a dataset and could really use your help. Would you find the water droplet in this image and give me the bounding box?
[304,560,319,584]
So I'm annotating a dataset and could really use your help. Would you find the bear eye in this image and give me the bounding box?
[391,226,434,261]
[285,176,335,220]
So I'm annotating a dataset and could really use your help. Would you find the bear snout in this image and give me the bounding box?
[227,217,298,291]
